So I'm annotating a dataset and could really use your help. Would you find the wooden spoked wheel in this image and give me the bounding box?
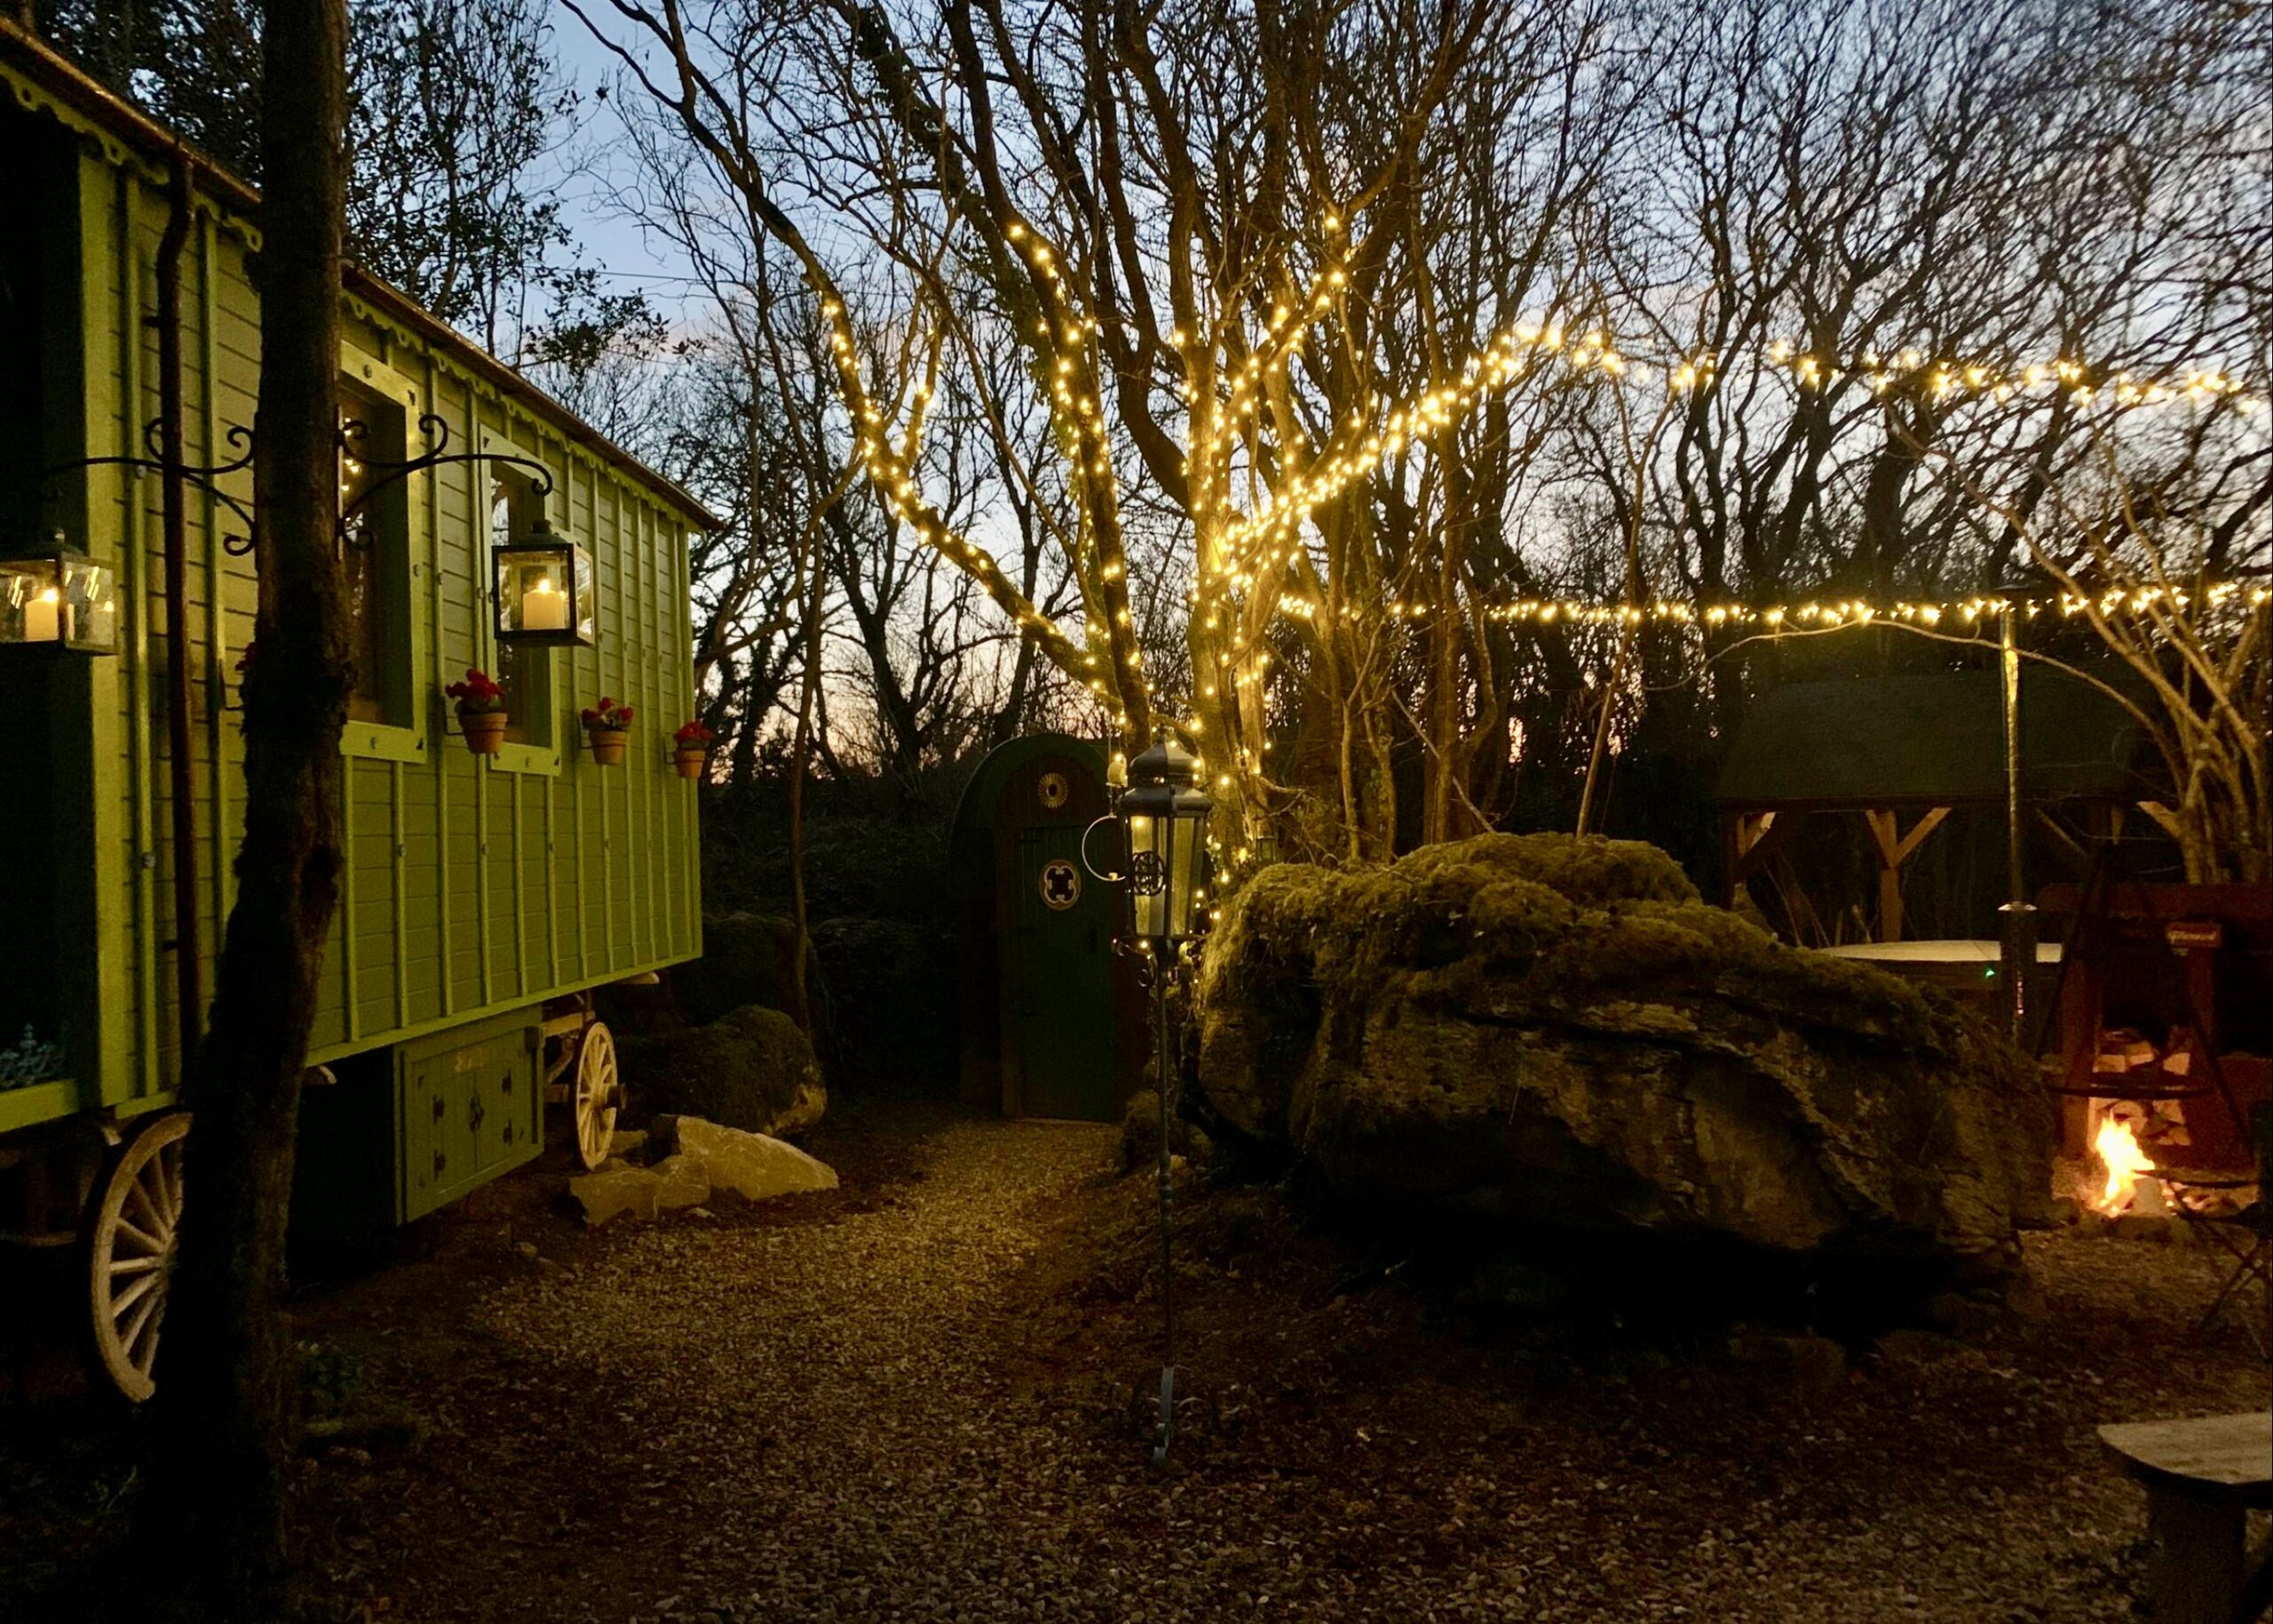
[572,1021,620,1171]
[86,1111,190,1404]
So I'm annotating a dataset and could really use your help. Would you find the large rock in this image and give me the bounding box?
[649,1153,712,1212]
[570,1166,661,1227]
[1197,833,2051,1279]
[625,1003,827,1138]
[567,1153,716,1224]
[1120,1089,1215,1175]
[661,1116,838,1201]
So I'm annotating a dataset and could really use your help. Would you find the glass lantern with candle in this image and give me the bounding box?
[1119,735,1213,949]
[492,516,594,646]
[2,539,119,654]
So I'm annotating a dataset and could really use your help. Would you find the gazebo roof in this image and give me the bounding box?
[1715,669,2153,810]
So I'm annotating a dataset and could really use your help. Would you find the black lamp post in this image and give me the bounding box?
[1115,733,1212,1465]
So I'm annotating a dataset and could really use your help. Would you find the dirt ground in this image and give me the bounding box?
[2,1101,2266,1622]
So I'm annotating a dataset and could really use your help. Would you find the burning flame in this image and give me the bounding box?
[2092,1116,2155,1216]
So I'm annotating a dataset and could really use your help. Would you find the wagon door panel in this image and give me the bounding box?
[397,1010,541,1223]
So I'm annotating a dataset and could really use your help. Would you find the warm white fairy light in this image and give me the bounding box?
[1195,330,2263,604]
[815,193,2265,788]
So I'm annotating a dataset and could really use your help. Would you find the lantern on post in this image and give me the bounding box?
[492,514,595,646]
[1,536,118,654]
[1084,732,1213,1467]
[1119,735,1213,949]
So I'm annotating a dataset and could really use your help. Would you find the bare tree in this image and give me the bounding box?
[143,0,355,1614]
[570,0,2261,871]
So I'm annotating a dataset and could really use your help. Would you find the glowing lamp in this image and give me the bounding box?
[2,538,117,654]
[1118,735,1213,948]
[492,515,594,646]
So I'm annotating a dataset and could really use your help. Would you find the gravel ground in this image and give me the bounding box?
[4,1105,2267,1623]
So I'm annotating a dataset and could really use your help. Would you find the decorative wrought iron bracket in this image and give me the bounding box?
[43,413,563,560]
[42,417,259,555]
[337,413,555,549]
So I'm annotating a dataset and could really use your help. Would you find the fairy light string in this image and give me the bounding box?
[1201,333,2265,596]
[1376,582,2272,627]
[815,184,2266,788]
[1181,578,2269,888]
[823,297,1107,708]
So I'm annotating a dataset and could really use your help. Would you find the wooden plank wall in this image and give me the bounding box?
[75,154,701,1113]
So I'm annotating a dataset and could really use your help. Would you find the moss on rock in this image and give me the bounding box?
[1120,1089,1216,1175]
[629,1003,827,1139]
[1196,833,2051,1280]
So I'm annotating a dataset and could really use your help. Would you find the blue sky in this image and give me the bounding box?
[543,10,701,326]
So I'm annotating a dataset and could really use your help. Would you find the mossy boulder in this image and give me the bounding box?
[1197,833,2050,1281]
[1119,1089,1216,1175]
[670,913,826,1026]
[626,1004,826,1139]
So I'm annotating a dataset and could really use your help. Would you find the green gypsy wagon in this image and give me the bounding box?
[0,24,711,1400]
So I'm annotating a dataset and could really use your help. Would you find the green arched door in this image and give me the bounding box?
[1008,813,1118,1119]
[949,735,1134,1121]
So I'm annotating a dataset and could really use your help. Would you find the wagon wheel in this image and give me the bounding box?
[85,1111,191,1404]
[572,1021,621,1171]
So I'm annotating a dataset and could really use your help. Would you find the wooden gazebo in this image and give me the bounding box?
[1715,669,2150,941]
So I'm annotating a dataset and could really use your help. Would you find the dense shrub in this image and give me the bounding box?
[811,916,956,1095]
[625,1004,825,1138]
[669,913,826,1027]
[702,812,951,928]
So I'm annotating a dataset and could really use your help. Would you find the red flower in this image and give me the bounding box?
[674,719,716,745]
[446,668,504,710]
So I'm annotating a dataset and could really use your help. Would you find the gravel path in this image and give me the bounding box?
[2,1111,2261,1622]
[266,1112,2266,1624]
[481,1119,1121,1624]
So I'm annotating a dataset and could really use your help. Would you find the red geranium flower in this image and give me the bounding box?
[446,668,505,711]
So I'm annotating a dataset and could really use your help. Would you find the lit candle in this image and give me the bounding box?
[22,587,63,643]
[521,577,568,632]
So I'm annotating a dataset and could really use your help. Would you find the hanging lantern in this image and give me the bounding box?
[1119,735,1214,947]
[1,536,118,654]
[492,514,594,646]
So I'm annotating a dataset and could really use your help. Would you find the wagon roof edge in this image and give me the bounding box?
[0,17,726,533]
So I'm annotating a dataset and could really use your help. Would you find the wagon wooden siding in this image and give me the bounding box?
[0,44,707,1133]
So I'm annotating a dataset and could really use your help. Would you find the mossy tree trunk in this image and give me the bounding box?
[143,0,353,1614]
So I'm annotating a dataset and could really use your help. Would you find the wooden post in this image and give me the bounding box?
[1869,809,1905,942]
[2143,1486,2245,1623]
[1999,607,2034,1037]
[1863,808,1950,944]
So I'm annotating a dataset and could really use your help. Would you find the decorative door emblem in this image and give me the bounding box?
[1037,771,1071,810]
[1039,858,1081,910]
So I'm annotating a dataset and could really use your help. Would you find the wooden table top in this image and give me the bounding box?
[2099,1412,2273,1503]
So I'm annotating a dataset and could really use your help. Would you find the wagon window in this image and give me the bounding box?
[337,378,411,725]
[490,468,552,746]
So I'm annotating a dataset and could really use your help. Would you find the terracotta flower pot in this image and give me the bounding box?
[460,709,508,756]
[674,746,708,780]
[587,726,630,766]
